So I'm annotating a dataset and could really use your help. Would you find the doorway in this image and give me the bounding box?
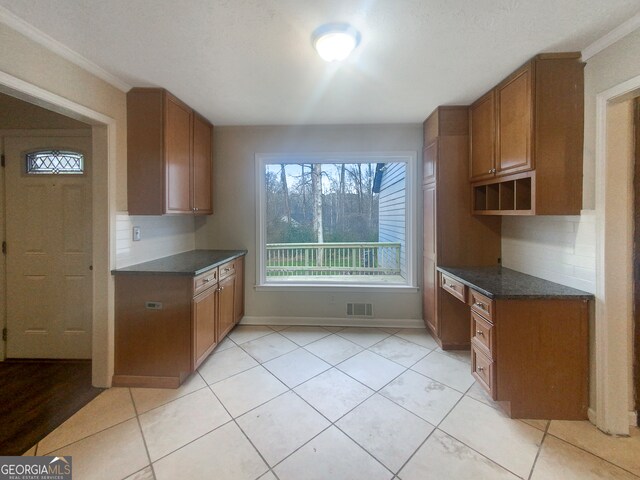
[0,69,117,390]
[0,93,102,454]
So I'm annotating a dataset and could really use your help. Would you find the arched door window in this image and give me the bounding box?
[25,150,84,175]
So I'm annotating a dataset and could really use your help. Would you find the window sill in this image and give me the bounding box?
[255,283,419,293]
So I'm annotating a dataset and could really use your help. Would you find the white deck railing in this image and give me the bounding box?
[266,242,401,276]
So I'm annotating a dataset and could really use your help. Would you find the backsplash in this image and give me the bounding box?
[501,211,596,293]
[115,213,195,268]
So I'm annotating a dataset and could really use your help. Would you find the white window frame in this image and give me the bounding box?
[255,152,418,292]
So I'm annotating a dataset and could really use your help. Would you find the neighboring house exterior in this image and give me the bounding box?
[374,162,406,278]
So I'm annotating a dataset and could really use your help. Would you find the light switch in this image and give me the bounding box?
[133,226,141,241]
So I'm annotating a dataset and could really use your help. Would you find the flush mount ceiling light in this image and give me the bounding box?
[312,23,361,62]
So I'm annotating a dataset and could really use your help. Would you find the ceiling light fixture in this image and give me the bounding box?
[311,23,361,62]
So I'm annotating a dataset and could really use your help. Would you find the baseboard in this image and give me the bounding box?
[587,407,638,427]
[240,316,425,329]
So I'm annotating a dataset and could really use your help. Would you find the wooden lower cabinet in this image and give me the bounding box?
[234,256,245,322]
[193,285,218,369]
[217,274,236,340]
[439,275,589,419]
[489,298,589,419]
[113,256,245,388]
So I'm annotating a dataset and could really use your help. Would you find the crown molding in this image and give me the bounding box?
[0,5,131,92]
[582,12,640,61]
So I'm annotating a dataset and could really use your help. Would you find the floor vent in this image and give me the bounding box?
[346,303,373,317]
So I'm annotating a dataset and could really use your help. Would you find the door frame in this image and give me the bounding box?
[594,73,640,434]
[635,98,640,427]
[0,70,117,387]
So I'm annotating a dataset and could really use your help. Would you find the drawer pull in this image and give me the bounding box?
[477,366,485,372]
[448,283,456,289]
[222,268,231,273]
[473,302,486,309]
[476,330,484,336]
[202,278,210,283]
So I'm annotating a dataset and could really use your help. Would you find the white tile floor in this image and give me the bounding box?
[25,325,640,480]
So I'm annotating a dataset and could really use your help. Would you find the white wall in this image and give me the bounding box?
[115,214,196,268]
[195,124,423,325]
[502,212,596,293]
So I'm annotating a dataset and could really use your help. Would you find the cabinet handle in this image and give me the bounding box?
[477,366,485,372]
[476,330,484,336]
[202,278,210,283]
[473,302,486,310]
[222,268,230,273]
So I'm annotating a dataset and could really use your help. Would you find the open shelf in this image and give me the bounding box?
[472,172,534,215]
[499,181,515,210]
[515,177,532,210]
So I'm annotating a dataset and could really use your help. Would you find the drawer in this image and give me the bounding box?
[219,259,237,280]
[471,311,495,359]
[440,273,466,303]
[193,268,218,295]
[468,289,494,321]
[472,345,495,398]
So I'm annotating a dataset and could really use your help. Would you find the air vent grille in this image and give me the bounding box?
[346,303,373,317]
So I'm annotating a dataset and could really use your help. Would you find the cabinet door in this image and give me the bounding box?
[423,140,438,185]
[423,256,437,334]
[423,184,437,333]
[496,65,533,176]
[165,94,192,213]
[233,257,244,324]
[192,114,213,214]
[469,91,496,181]
[193,286,217,369]
[218,275,236,339]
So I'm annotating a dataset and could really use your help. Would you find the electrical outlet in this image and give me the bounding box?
[132,226,141,242]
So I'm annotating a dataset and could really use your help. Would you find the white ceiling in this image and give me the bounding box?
[1,0,638,125]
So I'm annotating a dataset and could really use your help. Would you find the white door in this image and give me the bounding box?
[4,136,92,358]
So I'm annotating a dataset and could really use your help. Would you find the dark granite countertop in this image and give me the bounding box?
[112,249,247,276]
[437,266,593,300]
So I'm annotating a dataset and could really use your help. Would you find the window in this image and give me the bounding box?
[25,150,84,175]
[256,152,416,288]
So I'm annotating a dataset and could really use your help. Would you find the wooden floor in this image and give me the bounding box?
[0,360,103,456]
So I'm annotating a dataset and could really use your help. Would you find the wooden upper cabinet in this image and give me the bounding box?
[192,113,214,214]
[469,91,496,181]
[470,53,584,216]
[165,94,192,213]
[496,64,533,176]
[423,141,437,185]
[127,88,214,215]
